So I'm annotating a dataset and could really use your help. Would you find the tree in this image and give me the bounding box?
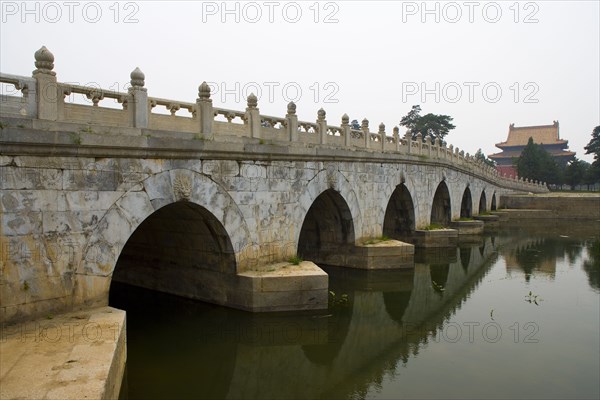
[516,137,562,185]
[584,126,600,185]
[585,164,600,187]
[564,159,590,190]
[475,148,496,168]
[584,125,600,163]
[399,105,456,142]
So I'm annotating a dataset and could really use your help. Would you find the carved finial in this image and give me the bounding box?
[34,46,55,75]
[247,93,258,108]
[378,122,385,134]
[361,118,369,129]
[341,113,349,125]
[317,108,326,121]
[393,126,399,135]
[198,81,211,100]
[287,101,296,115]
[130,67,145,88]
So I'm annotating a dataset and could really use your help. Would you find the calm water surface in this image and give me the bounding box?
[112,222,600,400]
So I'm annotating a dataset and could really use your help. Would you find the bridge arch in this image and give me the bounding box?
[430,181,452,226]
[111,201,237,300]
[75,169,251,306]
[491,192,498,211]
[383,183,416,239]
[295,168,362,246]
[479,190,487,213]
[297,188,356,263]
[460,186,473,218]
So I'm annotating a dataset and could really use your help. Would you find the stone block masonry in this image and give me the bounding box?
[0,46,549,324]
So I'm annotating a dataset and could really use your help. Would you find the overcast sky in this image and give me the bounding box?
[1,1,598,162]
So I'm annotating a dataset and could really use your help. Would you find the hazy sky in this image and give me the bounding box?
[1,1,598,162]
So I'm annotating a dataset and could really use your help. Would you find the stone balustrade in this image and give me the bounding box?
[0,46,547,192]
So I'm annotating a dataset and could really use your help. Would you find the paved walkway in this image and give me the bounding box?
[1,307,126,400]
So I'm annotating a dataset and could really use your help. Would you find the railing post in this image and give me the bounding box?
[362,118,369,149]
[405,130,412,154]
[196,81,213,139]
[416,133,423,154]
[317,108,327,144]
[393,126,400,152]
[246,93,261,139]
[379,123,386,151]
[426,136,432,157]
[286,101,298,142]
[342,113,351,147]
[128,67,148,128]
[33,46,58,121]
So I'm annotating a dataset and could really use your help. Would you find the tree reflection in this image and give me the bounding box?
[512,239,555,282]
[583,240,600,291]
[510,238,585,282]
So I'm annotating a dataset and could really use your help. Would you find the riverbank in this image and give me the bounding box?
[0,307,126,400]
[500,192,600,220]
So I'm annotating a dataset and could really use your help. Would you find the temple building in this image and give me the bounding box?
[488,121,575,178]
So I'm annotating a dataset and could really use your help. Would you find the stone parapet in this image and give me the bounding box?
[0,46,548,194]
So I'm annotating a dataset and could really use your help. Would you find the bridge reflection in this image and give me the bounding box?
[113,235,503,399]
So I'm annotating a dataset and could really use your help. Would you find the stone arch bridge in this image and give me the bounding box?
[0,47,547,323]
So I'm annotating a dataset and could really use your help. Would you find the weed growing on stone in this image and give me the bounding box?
[364,235,391,245]
[423,223,446,230]
[288,255,303,265]
[70,133,82,145]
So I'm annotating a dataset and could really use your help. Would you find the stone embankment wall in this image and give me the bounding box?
[501,194,600,220]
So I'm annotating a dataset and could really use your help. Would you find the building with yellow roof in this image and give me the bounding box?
[489,121,576,178]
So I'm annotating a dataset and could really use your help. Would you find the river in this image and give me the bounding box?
[111,221,600,400]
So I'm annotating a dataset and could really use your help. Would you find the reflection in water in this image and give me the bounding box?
[430,264,450,294]
[583,240,600,291]
[503,232,592,283]
[113,224,600,400]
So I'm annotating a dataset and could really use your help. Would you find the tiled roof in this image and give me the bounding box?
[495,121,568,148]
[489,149,576,159]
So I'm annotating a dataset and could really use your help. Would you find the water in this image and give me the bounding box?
[111,222,600,400]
